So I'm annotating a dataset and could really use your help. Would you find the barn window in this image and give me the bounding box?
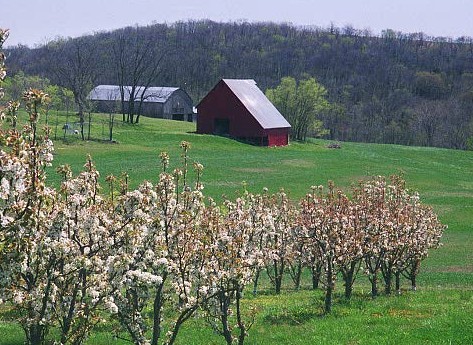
[172,114,184,121]
[214,118,230,135]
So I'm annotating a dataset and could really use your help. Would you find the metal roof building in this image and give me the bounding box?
[88,85,194,121]
[88,85,179,103]
[197,79,290,146]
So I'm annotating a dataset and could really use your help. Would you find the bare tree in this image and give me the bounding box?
[413,100,445,147]
[112,26,166,123]
[104,89,119,141]
[49,37,99,140]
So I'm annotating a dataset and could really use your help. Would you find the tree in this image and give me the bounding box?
[414,71,449,100]
[102,89,119,142]
[266,76,330,141]
[49,37,99,140]
[201,196,262,345]
[262,190,298,294]
[112,26,166,123]
[3,71,51,101]
[300,182,356,313]
[413,100,445,147]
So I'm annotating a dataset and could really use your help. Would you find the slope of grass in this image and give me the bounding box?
[2,113,472,344]
[47,115,473,287]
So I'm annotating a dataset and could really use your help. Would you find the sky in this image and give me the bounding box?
[2,0,473,47]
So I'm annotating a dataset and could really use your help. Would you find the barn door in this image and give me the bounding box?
[214,118,230,135]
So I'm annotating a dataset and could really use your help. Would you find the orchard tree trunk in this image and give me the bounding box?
[25,324,47,345]
[311,262,323,290]
[382,262,393,295]
[151,281,165,345]
[370,272,379,298]
[395,271,401,295]
[274,260,284,294]
[324,257,335,314]
[235,285,247,345]
[252,269,261,295]
[341,260,360,299]
[289,261,303,290]
[218,290,233,345]
[410,274,417,291]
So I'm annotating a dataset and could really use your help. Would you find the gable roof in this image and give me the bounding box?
[88,85,179,103]
[222,79,291,129]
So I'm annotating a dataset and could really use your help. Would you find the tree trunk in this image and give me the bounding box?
[275,274,282,294]
[252,269,261,295]
[235,286,246,345]
[384,273,392,295]
[382,264,393,295]
[219,291,233,345]
[87,111,91,140]
[324,260,334,314]
[151,281,165,345]
[273,260,284,294]
[342,269,354,299]
[409,259,421,291]
[25,324,47,345]
[411,274,417,291]
[109,113,114,141]
[60,279,81,345]
[395,271,401,295]
[341,260,360,299]
[370,272,379,298]
[311,262,322,290]
[290,261,303,290]
[294,265,302,290]
[167,306,197,345]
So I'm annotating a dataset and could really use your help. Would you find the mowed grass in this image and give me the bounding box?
[1,113,473,344]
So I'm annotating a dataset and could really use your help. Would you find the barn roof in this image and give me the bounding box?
[222,79,291,129]
[88,85,179,103]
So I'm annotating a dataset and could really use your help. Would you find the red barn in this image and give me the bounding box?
[197,79,291,146]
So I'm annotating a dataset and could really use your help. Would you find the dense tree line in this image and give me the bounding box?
[5,20,473,148]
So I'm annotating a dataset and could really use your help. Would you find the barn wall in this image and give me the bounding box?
[164,91,193,120]
[93,100,119,113]
[267,128,289,146]
[140,103,164,118]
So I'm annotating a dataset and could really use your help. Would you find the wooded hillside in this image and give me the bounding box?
[5,20,473,149]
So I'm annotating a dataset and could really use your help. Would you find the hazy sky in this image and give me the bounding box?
[2,0,473,47]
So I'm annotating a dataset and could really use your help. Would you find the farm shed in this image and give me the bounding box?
[88,85,194,121]
[196,79,291,146]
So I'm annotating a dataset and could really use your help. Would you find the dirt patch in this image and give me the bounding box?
[233,167,275,173]
[208,181,243,188]
[439,265,473,273]
[281,159,315,168]
[388,309,429,319]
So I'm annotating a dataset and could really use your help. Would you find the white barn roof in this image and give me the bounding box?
[222,79,291,129]
[88,85,179,103]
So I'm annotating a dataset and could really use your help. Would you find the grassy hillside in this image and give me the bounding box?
[48,115,473,286]
[2,114,473,344]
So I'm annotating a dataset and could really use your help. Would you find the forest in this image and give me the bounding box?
[5,20,473,149]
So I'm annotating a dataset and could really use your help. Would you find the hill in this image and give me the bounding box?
[49,116,472,287]
[5,20,473,149]
[1,114,473,344]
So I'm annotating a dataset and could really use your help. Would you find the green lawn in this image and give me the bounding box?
[2,113,473,344]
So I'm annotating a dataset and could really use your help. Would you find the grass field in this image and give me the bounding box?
[1,113,472,344]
